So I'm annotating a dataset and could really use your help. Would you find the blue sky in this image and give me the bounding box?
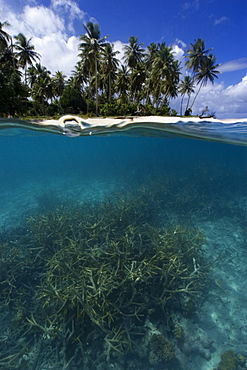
[0,0,246,118]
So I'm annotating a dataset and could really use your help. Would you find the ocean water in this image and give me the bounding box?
[0,117,247,370]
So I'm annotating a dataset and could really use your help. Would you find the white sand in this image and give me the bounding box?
[38,115,247,130]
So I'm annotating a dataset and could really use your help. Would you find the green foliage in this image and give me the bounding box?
[59,86,86,114]
[100,101,138,116]
[0,64,29,116]
[156,104,171,116]
[99,101,177,117]
[185,108,192,116]
[100,102,119,116]
[170,108,178,116]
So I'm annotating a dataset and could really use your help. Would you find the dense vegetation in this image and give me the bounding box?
[0,20,220,117]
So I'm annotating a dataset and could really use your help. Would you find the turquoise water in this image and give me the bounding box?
[0,119,247,369]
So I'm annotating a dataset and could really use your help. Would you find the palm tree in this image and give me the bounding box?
[0,20,11,50]
[101,43,119,102]
[0,44,18,69]
[145,43,159,70]
[29,63,52,110]
[130,62,146,104]
[184,38,220,112]
[185,38,212,78]
[179,76,195,115]
[14,33,40,83]
[71,62,90,112]
[78,22,109,115]
[52,71,66,98]
[190,53,220,110]
[27,63,50,87]
[144,43,158,104]
[72,63,87,90]
[33,78,53,107]
[26,66,37,88]
[115,65,130,104]
[163,59,181,100]
[151,43,179,108]
[123,36,145,71]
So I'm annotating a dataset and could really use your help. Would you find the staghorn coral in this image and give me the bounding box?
[0,184,208,367]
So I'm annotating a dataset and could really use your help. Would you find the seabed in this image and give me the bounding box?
[0,116,247,369]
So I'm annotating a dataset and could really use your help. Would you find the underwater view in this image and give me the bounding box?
[0,118,247,370]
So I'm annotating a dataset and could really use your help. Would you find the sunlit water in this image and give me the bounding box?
[0,117,247,370]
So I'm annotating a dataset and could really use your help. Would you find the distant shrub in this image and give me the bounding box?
[185,108,192,116]
[59,86,86,114]
[99,103,118,116]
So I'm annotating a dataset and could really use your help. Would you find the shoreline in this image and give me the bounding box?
[0,115,247,145]
[38,115,247,127]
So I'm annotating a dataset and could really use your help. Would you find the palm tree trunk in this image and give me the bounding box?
[185,74,196,113]
[155,85,161,111]
[190,81,203,111]
[145,79,151,105]
[95,56,99,115]
[185,94,191,113]
[24,66,27,84]
[180,94,184,116]
[109,74,111,103]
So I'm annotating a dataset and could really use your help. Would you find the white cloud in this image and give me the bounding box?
[219,58,247,73]
[23,5,65,37]
[225,75,247,100]
[172,41,186,76]
[172,44,185,62]
[1,3,66,37]
[51,0,85,33]
[51,0,83,17]
[33,34,79,76]
[214,16,229,25]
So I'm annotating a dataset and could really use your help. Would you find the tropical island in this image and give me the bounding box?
[0,20,220,118]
